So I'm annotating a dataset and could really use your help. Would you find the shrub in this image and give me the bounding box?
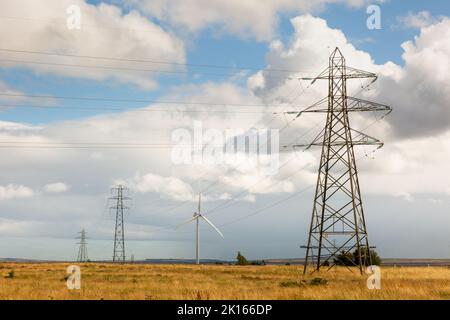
[334,251,355,266]
[334,248,382,266]
[280,280,303,288]
[353,248,382,266]
[309,277,328,286]
[236,252,249,266]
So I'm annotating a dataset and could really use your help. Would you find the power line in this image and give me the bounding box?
[0,15,173,34]
[209,76,386,226]
[203,153,308,218]
[0,92,299,108]
[0,142,242,149]
[162,77,320,216]
[219,185,312,228]
[218,150,379,228]
[200,95,388,226]
[198,120,320,199]
[182,122,292,207]
[136,114,285,218]
[0,103,286,114]
[0,48,319,74]
[163,146,380,232]
[75,117,283,222]
[0,58,297,80]
[200,119,323,217]
[140,114,283,217]
[0,116,384,151]
[194,79,318,201]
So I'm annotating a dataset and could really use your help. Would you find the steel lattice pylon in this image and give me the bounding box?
[111,185,130,263]
[76,229,88,262]
[293,48,391,274]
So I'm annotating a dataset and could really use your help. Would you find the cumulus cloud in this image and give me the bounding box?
[445,188,450,196]
[0,8,448,261]
[0,79,280,196]
[394,191,414,202]
[0,218,46,237]
[0,81,27,103]
[0,0,185,89]
[43,182,70,193]
[251,15,450,139]
[121,173,195,202]
[242,14,450,200]
[123,0,383,41]
[389,18,450,138]
[1,15,448,224]
[397,11,441,29]
[0,184,34,200]
[0,120,42,135]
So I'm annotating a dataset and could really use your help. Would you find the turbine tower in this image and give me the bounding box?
[290,48,391,274]
[179,193,224,264]
[111,184,130,263]
[76,229,88,262]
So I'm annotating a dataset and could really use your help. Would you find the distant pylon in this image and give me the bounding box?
[110,184,130,263]
[76,229,88,262]
[290,48,391,274]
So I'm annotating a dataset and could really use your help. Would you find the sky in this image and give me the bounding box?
[0,0,449,261]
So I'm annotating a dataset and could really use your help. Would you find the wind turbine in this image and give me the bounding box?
[179,193,224,264]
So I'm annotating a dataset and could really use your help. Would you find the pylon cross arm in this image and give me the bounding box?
[300,66,377,82]
[284,96,391,118]
[291,128,383,148]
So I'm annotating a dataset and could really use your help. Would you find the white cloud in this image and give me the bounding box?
[0,81,26,103]
[0,219,39,236]
[427,198,442,204]
[121,173,195,202]
[397,11,440,29]
[43,182,70,193]
[124,0,383,41]
[0,10,448,260]
[0,16,447,206]
[0,0,185,89]
[386,18,450,138]
[0,184,34,200]
[0,120,42,134]
[394,191,414,202]
[242,14,450,201]
[252,15,450,139]
[1,10,449,219]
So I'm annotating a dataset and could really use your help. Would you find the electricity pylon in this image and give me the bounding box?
[288,48,391,274]
[76,229,88,262]
[111,184,130,263]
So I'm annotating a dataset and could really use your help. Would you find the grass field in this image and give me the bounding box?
[0,263,449,300]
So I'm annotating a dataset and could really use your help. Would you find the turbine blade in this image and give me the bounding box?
[200,215,224,238]
[198,193,201,214]
[176,215,198,229]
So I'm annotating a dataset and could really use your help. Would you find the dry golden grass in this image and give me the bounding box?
[0,263,448,300]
